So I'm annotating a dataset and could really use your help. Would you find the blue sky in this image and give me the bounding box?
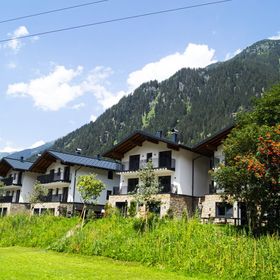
[0,0,279,153]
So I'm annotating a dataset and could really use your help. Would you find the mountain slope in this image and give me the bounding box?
[0,142,54,161]
[52,39,280,156]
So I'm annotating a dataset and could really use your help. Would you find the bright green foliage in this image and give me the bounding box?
[0,247,192,280]
[0,215,279,279]
[0,215,78,248]
[77,173,105,204]
[133,161,161,213]
[142,92,160,128]
[213,84,280,234]
[29,181,48,204]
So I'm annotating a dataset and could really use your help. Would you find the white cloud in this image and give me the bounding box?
[71,102,85,110]
[127,43,216,91]
[29,140,45,149]
[7,65,126,111]
[7,65,84,111]
[5,26,29,53]
[0,139,45,153]
[82,67,126,109]
[0,145,21,153]
[269,32,280,40]
[225,48,242,60]
[90,115,97,122]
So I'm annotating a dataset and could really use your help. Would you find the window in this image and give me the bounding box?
[127,178,139,193]
[159,151,172,168]
[147,201,161,215]
[33,208,40,215]
[108,170,113,180]
[106,190,112,200]
[0,208,7,217]
[146,153,152,162]
[129,155,140,171]
[216,203,233,218]
[115,202,127,216]
[158,176,171,193]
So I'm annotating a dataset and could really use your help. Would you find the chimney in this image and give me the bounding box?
[75,148,82,155]
[156,130,163,138]
[171,128,179,143]
[20,156,24,162]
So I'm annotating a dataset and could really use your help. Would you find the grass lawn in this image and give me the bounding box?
[0,247,210,280]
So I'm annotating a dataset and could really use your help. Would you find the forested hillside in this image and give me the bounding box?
[52,39,280,156]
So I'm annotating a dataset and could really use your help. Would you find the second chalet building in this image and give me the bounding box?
[30,150,121,216]
[103,130,211,217]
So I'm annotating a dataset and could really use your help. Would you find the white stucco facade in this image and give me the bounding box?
[0,169,37,203]
[38,159,120,206]
[117,140,210,197]
[19,172,38,203]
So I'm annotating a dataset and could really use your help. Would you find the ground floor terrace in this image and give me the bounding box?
[32,202,105,217]
[109,193,200,218]
[109,193,246,225]
[0,202,30,216]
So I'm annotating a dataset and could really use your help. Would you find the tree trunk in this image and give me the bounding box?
[81,204,87,228]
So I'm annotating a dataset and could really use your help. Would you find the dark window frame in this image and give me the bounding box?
[216,202,233,218]
[108,170,113,180]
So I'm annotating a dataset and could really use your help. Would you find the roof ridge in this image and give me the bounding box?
[3,157,34,163]
[48,149,119,163]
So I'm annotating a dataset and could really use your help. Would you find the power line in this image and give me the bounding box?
[0,0,232,43]
[0,0,109,24]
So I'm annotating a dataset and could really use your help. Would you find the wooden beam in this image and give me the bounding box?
[205,144,217,151]
[111,151,124,160]
[167,143,179,151]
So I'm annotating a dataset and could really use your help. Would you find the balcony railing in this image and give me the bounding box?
[113,187,120,195]
[40,194,65,203]
[121,158,176,172]
[0,177,21,186]
[0,196,13,203]
[37,172,71,184]
[113,184,177,195]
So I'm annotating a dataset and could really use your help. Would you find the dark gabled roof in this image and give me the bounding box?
[103,130,193,160]
[30,150,122,173]
[192,125,234,156]
[0,157,33,177]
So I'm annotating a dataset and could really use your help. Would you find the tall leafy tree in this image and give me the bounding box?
[29,181,48,217]
[213,84,280,234]
[133,161,161,217]
[77,173,105,226]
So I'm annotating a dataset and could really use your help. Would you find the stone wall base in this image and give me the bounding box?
[32,202,104,216]
[0,203,30,216]
[109,194,200,218]
[200,194,241,225]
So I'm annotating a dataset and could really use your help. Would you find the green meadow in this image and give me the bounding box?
[0,215,279,279]
[0,247,198,280]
